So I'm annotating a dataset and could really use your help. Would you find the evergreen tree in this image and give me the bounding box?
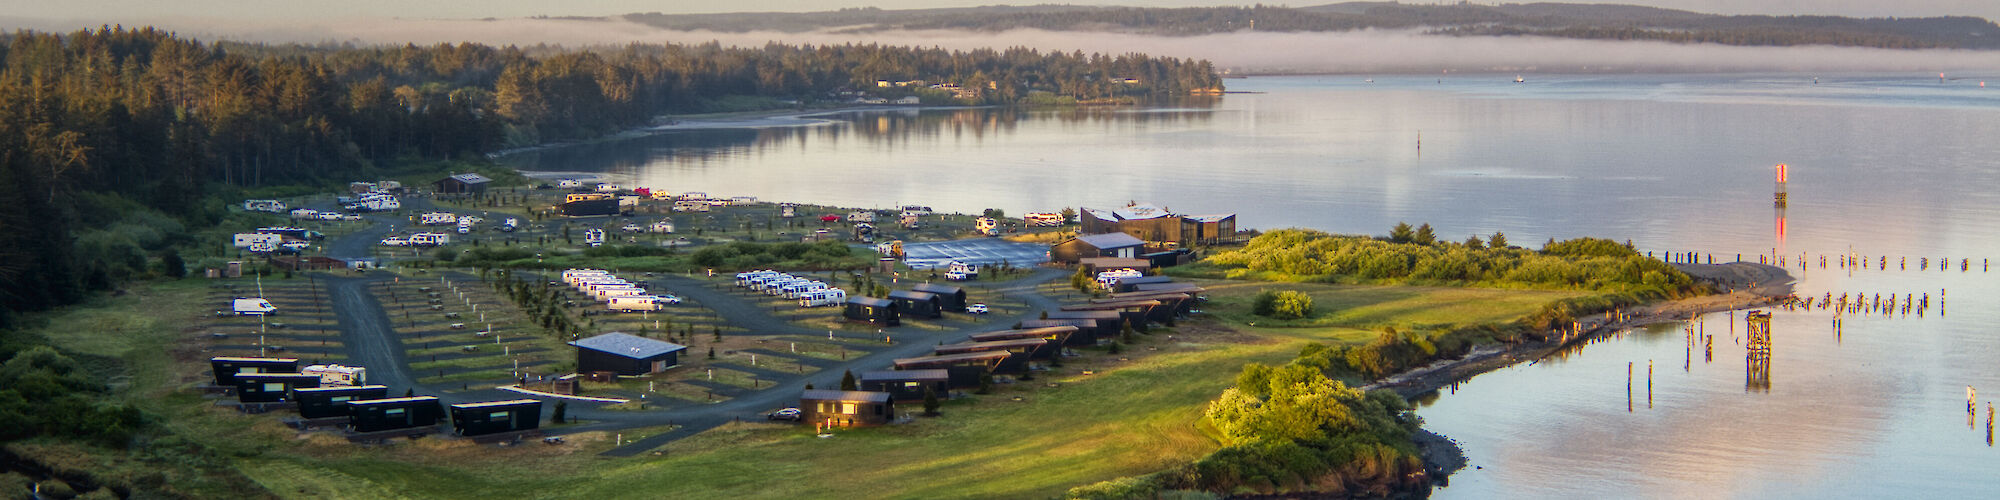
[922,386,941,416]
[1414,223,1437,245]
[160,249,186,279]
[1463,235,1484,249]
[1389,222,1414,243]
[840,370,858,391]
[975,372,994,394]
[1489,231,1509,249]
[552,401,567,424]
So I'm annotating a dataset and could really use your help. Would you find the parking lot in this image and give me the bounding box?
[900,238,1050,269]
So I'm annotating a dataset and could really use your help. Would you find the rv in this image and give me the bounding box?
[735,270,779,287]
[730,196,758,205]
[678,192,709,202]
[975,217,1000,236]
[232,298,277,316]
[651,220,675,233]
[242,199,287,213]
[595,183,621,193]
[500,218,519,232]
[650,190,676,201]
[672,201,711,212]
[380,237,409,247]
[302,364,368,386]
[457,218,476,234]
[1025,212,1065,227]
[900,213,920,229]
[566,193,612,203]
[799,288,847,308]
[876,240,904,258]
[782,281,827,299]
[898,205,933,215]
[420,212,457,225]
[619,196,641,208]
[279,241,311,253]
[607,295,668,312]
[594,288,648,301]
[233,233,286,248]
[946,261,980,281]
[1096,269,1145,289]
[290,209,318,219]
[258,227,325,240]
[557,179,584,189]
[584,228,606,247]
[408,233,450,247]
[847,211,876,223]
[779,203,796,218]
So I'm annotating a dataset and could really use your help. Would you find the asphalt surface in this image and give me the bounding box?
[312,197,1071,455]
[900,238,1052,270]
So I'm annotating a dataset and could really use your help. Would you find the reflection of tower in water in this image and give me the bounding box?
[1773,163,1789,251]
[1745,310,1772,392]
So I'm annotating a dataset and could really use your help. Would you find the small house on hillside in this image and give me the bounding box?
[911,283,968,313]
[1019,319,1104,346]
[859,370,950,402]
[936,338,1051,369]
[450,400,543,437]
[347,396,443,433]
[210,357,299,387]
[433,173,491,195]
[893,351,1012,387]
[969,326,1077,347]
[844,296,901,326]
[801,390,895,428]
[1050,232,1147,263]
[293,385,389,419]
[233,373,321,403]
[887,290,942,319]
[569,332,688,376]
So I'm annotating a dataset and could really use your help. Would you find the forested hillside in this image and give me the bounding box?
[0,27,1221,324]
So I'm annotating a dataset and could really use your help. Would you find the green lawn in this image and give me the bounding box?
[1192,279,1584,341]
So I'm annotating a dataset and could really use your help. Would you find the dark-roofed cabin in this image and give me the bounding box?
[450,400,544,436]
[1132,283,1205,294]
[801,390,895,428]
[1104,292,1196,318]
[560,198,620,217]
[1045,310,1129,337]
[1142,249,1193,269]
[1111,275,1174,293]
[1019,319,1103,346]
[210,357,299,387]
[1066,299,1167,328]
[936,339,1050,371]
[348,396,444,433]
[894,351,1012,387]
[887,290,942,319]
[859,370,950,402]
[1078,257,1152,275]
[969,326,1077,348]
[910,283,968,313]
[569,332,688,376]
[294,385,389,419]
[1051,232,1147,263]
[844,296,900,326]
[433,173,492,194]
[234,373,321,403]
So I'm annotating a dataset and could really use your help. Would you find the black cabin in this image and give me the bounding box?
[560,198,620,217]
[234,373,321,403]
[893,351,1012,387]
[969,326,1077,348]
[210,357,299,387]
[800,390,895,428]
[1019,319,1103,346]
[910,283,968,313]
[293,385,389,419]
[347,396,444,433]
[569,332,688,376]
[433,173,491,194]
[450,400,544,436]
[887,290,943,320]
[844,296,900,326]
[1046,310,1129,336]
[935,339,1051,370]
[859,369,951,402]
[1110,275,1173,293]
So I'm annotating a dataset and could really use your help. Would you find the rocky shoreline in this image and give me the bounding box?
[1369,262,1797,485]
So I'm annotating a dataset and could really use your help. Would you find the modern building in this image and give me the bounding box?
[858,370,950,402]
[233,373,322,403]
[935,339,1051,370]
[433,173,492,194]
[1077,202,1238,247]
[800,390,895,428]
[209,357,299,387]
[968,326,1077,348]
[449,400,544,437]
[347,396,444,433]
[892,351,1012,387]
[844,296,901,326]
[1050,232,1147,263]
[910,283,968,313]
[887,290,942,320]
[1018,319,1104,346]
[293,385,390,419]
[569,332,688,376]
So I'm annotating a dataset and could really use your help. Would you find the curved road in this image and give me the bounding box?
[314,200,1069,455]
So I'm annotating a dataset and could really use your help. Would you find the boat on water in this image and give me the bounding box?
[1514,75,1525,83]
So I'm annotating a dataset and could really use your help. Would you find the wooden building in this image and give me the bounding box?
[1065,299,1167,327]
[893,351,1012,387]
[234,373,321,403]
[1044,310,1128,337]
[1018,319,1103,346]
[1104,291,1196,316]
[844,296,901,326]
[935,339,1051,370]
[1131,283,1206,296]
[1077,257,1152,274]
[887,290,942,319]
[1078,203,1239,247]
[450,400,544,436]
[347,396,444,433]
[969,326,1077,348]
[293,385,389,419]
[859,369,950,402]
[569,332,688,376]
[1050,232,1147,264]
[210,357,299,387]
[559,198,620,217]
[433,173,492,194]
[800,390,895,428]
[911,283,968,313]
[1110,275,1174,293]
[1142,249,1194,269]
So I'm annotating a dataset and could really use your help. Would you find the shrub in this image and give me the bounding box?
[1270,291,1313,319]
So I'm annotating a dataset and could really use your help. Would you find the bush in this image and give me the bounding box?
[1270,291,1313,319]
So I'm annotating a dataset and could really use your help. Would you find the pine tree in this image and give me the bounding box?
[975,372,994,394]
[1389,222,1414,243]
[1414,223,1437,245]
[840,370,858,391]
[922,386,941,416]
[707,346,715,359]
[1489,231,1509,249]
[712,325,721,342]
[552,401,567,424]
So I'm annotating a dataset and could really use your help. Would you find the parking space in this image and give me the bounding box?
[901,238,1050,269]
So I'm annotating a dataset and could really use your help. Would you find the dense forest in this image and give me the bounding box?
[0,27,1222,326]
[623,3,2000,50]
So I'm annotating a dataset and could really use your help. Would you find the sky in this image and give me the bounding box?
[4,0,1997,23]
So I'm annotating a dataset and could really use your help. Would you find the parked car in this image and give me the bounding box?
[767,408,802,421]
[657,295,683,305]
[966,303,989,314]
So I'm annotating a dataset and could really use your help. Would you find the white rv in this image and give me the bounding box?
[650,221,675,234]
[302,364,367,386]
[290,209,318,219]
[421,212,457,225]
[595,183,621,193]
[847,211,876,223]
[1025,212,1065,227]
[242,199,287,213]
[946,261,980,281]
[799,288,847,308]
[232,298,277,316]
[779,203,796,218]
[584,228,606,247]
[607,295,667,312]
[408,233,450,247]
[557,179,584,189]
[233,233,286,248]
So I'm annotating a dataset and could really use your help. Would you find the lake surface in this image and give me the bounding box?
[502,73,2000,497]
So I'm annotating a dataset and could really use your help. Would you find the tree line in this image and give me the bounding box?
[0,27,1221,326]
[1178,227,1699,297]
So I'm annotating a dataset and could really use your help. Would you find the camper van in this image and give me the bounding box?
[847,211,876,223]
[421,212,457,225]
[583,229,606,247]
[258,227,325,240]
[1025,212,1065,227]
[303,364,367,386]
[232,298,277,316]
[650,220,675,234]
[946,261,980,281]
[408,233,450,247]
[898,205,933,215]
[233,233,286,248]
[779,203,796,218]
[557,179,584,189]
[975,217,1000,236]
[799,288,847,308]
[607,295,668,312]
[242,199,287,213]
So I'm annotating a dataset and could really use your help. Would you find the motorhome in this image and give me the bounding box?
[898,205,933,215]
[1096,269,1145,289]
[730,196,758,205]
[566,193,612,203]
[457,218,476,234]
[607,295,668,312]
[900,213,920,229]
[584,228,606,247]
[678,192,709,202]
[779,203,796,218]
[408,233,450,247]
[420,212,457,225]
[290,209,318,219]
[233,233,286,248]
[557,179,584,189]
[242,199,287,213]
[595,183,620,192]
[651,220,675,233]
[847,211,876,223]
[975,217,999,236]
[302,364,367,386]
[1025,212,1065,227]
[799,288,847,307]
[946,261,980,281]
[672,201,711,212]
[257,227,325,240]
[232,298,277,316]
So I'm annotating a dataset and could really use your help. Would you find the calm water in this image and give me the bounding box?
[502,74,2000,496]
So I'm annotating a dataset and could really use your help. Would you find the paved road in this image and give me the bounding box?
[311,195,1070,455]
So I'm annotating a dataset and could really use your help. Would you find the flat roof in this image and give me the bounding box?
[1062,300,1161,311]
[451,399,543,409]
[847,296,895,307]
[1103,292,1191,301]
[1133,283,1205,293]
[568,332,688,360]
[910,283,964,295]
[348,396,440,406]
[1019,319,1094,329]
[1083,203,1174,222]
[887,290,937,302]
[294,385,388,393]
[1044,310,1123,320]
[859,369,948,382]
[445,173,492,184]
[893,351,1012,366]
[1073,232,1146,250]
[234,372,320,380]
[1184,214,1235,223]
[1116,276,1174,285]
[1079,257,1151,269]
[801,390,892,403]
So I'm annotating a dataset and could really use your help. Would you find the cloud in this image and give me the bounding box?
[7,15,1999,73]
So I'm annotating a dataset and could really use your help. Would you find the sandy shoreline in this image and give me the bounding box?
[1370,262,1797,483]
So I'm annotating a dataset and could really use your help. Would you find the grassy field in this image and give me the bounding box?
[1191,279,1586,342]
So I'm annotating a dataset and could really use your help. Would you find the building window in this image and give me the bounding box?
[841,402,857,414]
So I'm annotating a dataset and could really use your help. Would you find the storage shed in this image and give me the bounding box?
[1050,232,1147,263]
[844,296,901,326]
[234,373,321,403]
[210,357,299,387]
[893,351,1011,387]
[433,173,492,194]
[450,400,544,436]
[293,385,389,419]
[347,396,444,433]
[800,390,895,428]
[569,332,688,376]
[910,283,968,313]
[887,290,943,319]
[859,370,950,402]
